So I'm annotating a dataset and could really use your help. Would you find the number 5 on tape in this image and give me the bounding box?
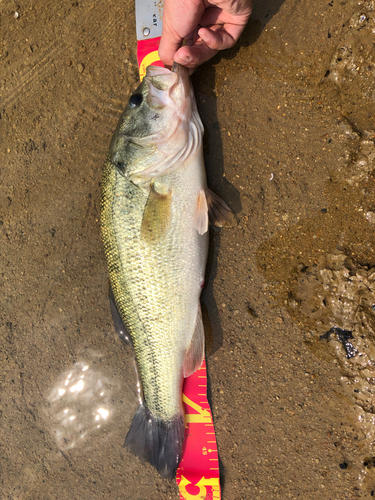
[179,476,221,499]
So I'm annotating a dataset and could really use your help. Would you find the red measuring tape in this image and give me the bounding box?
[137,36,221,500]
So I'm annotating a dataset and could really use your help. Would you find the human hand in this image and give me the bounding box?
[158,0,253,71]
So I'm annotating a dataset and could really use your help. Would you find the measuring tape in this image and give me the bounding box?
[176,359,221,499]
[135,7,221,498]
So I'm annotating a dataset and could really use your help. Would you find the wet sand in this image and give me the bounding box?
[1,0,375,498]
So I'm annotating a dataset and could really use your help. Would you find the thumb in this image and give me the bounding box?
[159,24,184,67]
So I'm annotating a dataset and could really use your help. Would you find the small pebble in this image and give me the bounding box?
[365,211,375,224]
[77,63,84,73]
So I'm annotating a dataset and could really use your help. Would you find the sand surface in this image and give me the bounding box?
[1,0,375,498]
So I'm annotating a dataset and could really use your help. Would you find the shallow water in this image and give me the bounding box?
[1,0,375,498]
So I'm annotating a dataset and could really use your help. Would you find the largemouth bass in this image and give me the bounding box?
[101,63,228,479]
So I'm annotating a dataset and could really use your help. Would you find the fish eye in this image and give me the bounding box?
[129,93,143,108]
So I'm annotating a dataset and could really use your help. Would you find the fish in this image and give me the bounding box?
[100,63,229,479]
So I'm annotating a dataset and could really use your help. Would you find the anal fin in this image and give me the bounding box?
[183,303,205,378]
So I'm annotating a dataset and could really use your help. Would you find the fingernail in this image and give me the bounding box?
[198,28,208,41]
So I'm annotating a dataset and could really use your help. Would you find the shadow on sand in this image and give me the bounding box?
[193,0,287,358]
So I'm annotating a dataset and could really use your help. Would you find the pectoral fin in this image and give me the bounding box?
[141,183,172,242]
[183,303,205,378]
[194,189,209,235]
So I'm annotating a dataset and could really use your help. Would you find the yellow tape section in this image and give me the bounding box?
[179,476,221,499]
[182,394,211,425]
[139,50,161,81]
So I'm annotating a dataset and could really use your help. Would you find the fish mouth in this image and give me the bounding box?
[144,63,190,98]
[172,63,190,98]
[144,63,191,115]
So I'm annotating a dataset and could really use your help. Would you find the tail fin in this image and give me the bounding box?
[124,405,184,479]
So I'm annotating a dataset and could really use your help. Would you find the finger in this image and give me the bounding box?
[200,5,252,27]
[173,43,218,69]
[198,26,231,51]
[158,0,205,66]
[159,31,184,68]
